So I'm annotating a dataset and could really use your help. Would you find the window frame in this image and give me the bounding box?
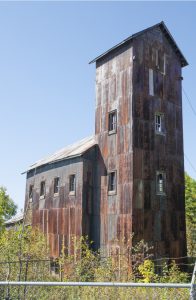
[40,181,46,199]
[29,185,34,202]
[108,110,117,135]
[156,171,166,195]
[155,112,165,135]
[108,170,117,195]
[69,174,76,196]
[54,177,60,195]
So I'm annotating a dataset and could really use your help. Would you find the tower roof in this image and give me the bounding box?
[89,21,188,67]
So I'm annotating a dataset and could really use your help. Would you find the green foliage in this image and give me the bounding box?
[0,186,17,229]
[138,260,158,283]
[0,225,50,283]
[185,173,196,256]
[0,225,49,261]
[0,233,191,299]
[161,260,189,283]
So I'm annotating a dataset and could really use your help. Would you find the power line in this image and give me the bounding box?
[182,87,196,117]
[184,153,196,175]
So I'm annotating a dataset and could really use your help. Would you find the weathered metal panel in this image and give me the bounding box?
[95,43,133,253]
[25,157,86,258]
[95,24,186,259]
[132,26,186,258]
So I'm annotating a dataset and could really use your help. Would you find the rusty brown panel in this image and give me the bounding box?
[117,126,125,155]
[70,207,76,235]
[109,74,116,102]
[120,183,132,214]
[108,135,117,159]
[132,209,144,240]
[96,83,102,108]
[133,150,143,179]
[32,209,39,227]
[144,211,153,241]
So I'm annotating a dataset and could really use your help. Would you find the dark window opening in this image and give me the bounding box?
[156,172,166,195]
[29,185,33,201]
[108,171,117,193]
[108,110,117,134]
[54,177,60,194]
[155,113,165,134]
[40,181,46,198]
[69,174,76,194]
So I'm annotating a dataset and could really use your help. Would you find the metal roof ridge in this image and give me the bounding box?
[89,21,188,67]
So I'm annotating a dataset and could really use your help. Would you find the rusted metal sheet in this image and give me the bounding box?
[25,149,96,258]
[95,25,186,259]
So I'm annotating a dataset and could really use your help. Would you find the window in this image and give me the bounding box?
[29,185,33,201]
[69,174,76,195]
[156,172,166,195]
[40,181,46,198]
[149,69,154,96]
[108,110,117,134]
[108,171,117,194]
[54,177,60,194]
[155,113,165,134]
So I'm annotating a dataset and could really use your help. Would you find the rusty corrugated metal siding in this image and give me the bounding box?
[95,43,134,255]
[25,154,95,257]
[95,26,186,258]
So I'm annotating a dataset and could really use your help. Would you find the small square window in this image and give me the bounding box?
[40,181,46,198]
[54,177,60,194]
[29,185,33,201]
[156,172,166,195]
[108,110,117,134]
[69,175,76,195]
[155,113,165,134]
[108,171,117,194]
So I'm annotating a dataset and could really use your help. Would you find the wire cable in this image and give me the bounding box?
[182,87,196,117]
[184,153,196,175]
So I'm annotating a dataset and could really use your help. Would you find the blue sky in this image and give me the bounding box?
[0,1,195,209]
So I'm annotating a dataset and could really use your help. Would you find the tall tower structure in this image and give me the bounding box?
[90,22,188,258]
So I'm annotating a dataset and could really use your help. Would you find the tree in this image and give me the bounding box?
[0,186,17,229]
[185,173,196,256]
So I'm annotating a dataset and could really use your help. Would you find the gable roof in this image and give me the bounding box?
[25,136,96,173]
[89,21,188,67]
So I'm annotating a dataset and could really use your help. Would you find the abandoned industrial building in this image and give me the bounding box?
[24,21,188,260]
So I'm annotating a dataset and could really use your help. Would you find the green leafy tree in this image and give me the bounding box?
[0,226,50,282]
[185,173,196,256]
[0,186,17,229]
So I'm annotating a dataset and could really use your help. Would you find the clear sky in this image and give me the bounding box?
[0,1,195,210]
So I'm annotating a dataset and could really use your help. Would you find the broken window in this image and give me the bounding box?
[69,174,76,194]
[29,185,33,201]
[54,177,60,194]
[40,181,46,198]
[108,110,117,134]
[155,113,165,134]
[156,172,166,195]
[108,171,117,193]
